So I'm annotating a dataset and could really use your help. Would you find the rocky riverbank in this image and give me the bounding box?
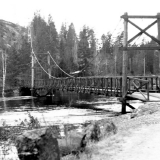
[62,102,160,160]
[1,102,160,160]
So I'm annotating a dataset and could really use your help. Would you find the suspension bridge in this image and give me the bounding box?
[16,13,160,113]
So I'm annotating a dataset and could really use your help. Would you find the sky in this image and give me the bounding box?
[0,0,160,42]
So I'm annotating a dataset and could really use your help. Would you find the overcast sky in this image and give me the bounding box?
[0,0,160,41]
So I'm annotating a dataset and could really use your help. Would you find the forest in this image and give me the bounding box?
[0,12,160,88]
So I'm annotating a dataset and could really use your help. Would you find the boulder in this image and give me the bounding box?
[80,121,117,150]
[131,104,159,118]
[16,127,60,160]
[58,130,83,156]
[15,121,117,159]
[101,121,117,137]
[83,122,101,143]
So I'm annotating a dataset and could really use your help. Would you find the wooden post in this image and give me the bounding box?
[1,49,6,97]
[30,23,34,96]
[47,52,51,79]
[157,13,160,72]
[143,51,146,76]
[122,12,128,114]
[114,42,119,77]
[31,52,34,96]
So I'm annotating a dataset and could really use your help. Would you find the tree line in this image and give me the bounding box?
[0,12,160,88]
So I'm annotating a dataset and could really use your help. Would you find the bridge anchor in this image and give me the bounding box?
[119,97,135,114]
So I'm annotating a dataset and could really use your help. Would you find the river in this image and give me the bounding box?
[0,91,143,130]
[0,90,144,160]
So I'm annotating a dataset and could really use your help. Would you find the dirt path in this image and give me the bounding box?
[112,121,160,160]
[63,104,160,160]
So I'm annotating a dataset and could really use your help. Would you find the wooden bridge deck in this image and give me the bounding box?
[127,92,160,102]
[17,76,160,103]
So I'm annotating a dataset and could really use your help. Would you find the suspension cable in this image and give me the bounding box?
[78,18,122,74]
[29,25,58,79]
[32,52,58,79]
[29,23,74,79]
[111,18,122,36]
[29,18,122,78]
[48,51,74,78]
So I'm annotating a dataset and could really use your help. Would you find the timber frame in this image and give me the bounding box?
[120,13,160,51]
[120,13,160,114]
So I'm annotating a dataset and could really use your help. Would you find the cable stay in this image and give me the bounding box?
[48,51,74,78]
[29,25,59,80]
[32,52,57,79]
[28,18,123,81]
[111,18,122,36]
[75,18,123,75]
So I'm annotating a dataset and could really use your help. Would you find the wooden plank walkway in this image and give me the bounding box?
[126,92,160,102]
[18,76,160,102]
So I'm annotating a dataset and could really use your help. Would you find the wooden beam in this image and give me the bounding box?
[120,46,160,51]
[128,20,157,44]
[128,77,149,83]
[126,103,135,109]
[122,12,128,114]
[36,53,48,55]
[121,15,158,19]
[47,52,51,79]
[157,13,160,72]
[30,23,34,96]
[128,19,160,45]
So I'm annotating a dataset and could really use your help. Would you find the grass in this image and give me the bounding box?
[1,103,160,160]
[0,111,42,159]
[62,126,123,160]
[62,102,160,160]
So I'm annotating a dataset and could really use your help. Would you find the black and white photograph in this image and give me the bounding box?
[0,0,160,159]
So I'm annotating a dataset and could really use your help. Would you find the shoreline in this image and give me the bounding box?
[62,102,160,160]
[1,101,158,159]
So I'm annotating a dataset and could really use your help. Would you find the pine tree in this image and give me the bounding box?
[47,15,60,77]
[113,32,123,75]
[32,12,49,53]
[66,23,78,73]
[31,12,60,78]
[88,29,97,75]
[48,15,59,60]
[77,26,95,76]
[99,32,114,75]
[18,35,31,77]
[59,23,68,76]
[7,46,21,86]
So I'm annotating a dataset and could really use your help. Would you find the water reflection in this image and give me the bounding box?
[0,90,116,112]
[0,90,144,129]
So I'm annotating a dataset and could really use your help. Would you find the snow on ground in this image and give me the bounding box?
[0,143,19,160]
[0,108,106,126]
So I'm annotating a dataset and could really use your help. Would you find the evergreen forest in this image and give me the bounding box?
[0,12,160,88]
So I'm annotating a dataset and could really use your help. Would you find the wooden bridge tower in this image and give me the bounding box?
[30,24,52,96]
[121,12,160,113]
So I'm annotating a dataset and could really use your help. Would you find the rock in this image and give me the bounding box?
[15,121,117,159]
[131,104,159,118]
[58,130,83,156]
[83,122,101,143]
[16,127,60,160]
[80,121,117,150]
[57,123,102,156]
[57,121,116,155]
[101,121,117,137]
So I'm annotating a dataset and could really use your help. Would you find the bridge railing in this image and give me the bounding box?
[49,76,123,97]
[127,77,150,101]
[127,76,160,93]
[18,76,160,96]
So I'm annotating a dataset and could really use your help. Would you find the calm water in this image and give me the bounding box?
[0,91,145,160]
[0,90,143,129]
